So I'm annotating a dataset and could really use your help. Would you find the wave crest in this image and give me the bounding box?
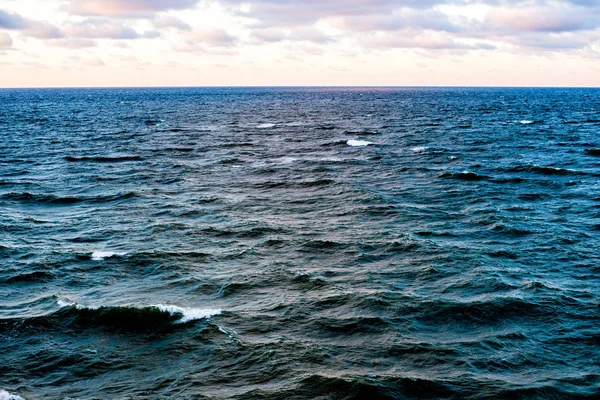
[52,300,221,329]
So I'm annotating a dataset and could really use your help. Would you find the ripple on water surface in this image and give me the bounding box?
[1,87,599,399]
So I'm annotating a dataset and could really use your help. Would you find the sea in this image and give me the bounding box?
[1,87,599,399]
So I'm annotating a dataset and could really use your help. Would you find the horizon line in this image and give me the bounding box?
[1,85,600,90]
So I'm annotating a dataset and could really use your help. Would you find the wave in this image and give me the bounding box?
[0,390,25,400]
[163,147,195,153]
[441,171,488,181]
[91,250,127,260]
[4,271,54,283]
[251,179,335,189]
[315,125,337,130]
[347,140,373,147]
[0,191,137,205]
[65,155,144,162]
[219,142,254,148]
[202,226,284,239]
[52,300,221,329]
[585,149,600,156]
[419,296,551,324]
[502,164,588,176]
[256,123,276,129]
[321,140,349,147]
[487,222,534,235]
[344,130,379,135]
[278,374,453,400]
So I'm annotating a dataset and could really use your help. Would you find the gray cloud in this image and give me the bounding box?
[0,9,28,29]
[0,9,63,38]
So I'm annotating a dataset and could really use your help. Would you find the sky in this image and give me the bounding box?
[1,0,600,87]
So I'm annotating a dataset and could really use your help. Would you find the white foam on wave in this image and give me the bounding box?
[57,299,221,323]
[154,304,222,323]
[519,120,535,124]
[256,123,276,129]
[91,250,126,261]
[276,157,298,164]
[347,140,373,147]
[0,390,25,400]
[57,299,75,308]
[57,299,101,310]
[410,146,427,152]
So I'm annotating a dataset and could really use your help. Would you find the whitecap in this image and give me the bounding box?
[256,123,276,129]
[57,299,100,310]
[0,390,25,400]
[347,140,373,147]
[410,146,427,152]
[91,250,126,261]
[153,304,222,323]
[57,299,75,308]
[519,120,535,124]
[276,157,298,164]
[57,299,221,323]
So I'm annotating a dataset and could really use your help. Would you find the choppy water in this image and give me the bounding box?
[1,87,599,400]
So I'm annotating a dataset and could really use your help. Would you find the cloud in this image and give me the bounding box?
[27,21,64,39]
[5,0,600,55]
[53,38,97,48]
[486,4,600,33]
[153,14,191,30]
[332,9,459,33]
[67,0,200,16]
[0,9,28,29]
[63,18,159,39]
[0,9,63,38]
[173,28,238,54]
[363,31,495,50]
[0,32,12,48]
[84,57,105,66]
[194,28,237,46]
[251,26,333,44]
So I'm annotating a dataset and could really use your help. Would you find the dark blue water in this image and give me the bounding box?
[1,87,599,400]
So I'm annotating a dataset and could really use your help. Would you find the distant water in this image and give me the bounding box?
[1,87,599,399]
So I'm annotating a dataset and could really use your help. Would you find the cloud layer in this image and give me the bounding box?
[1,0,600,86]
[2,1,600,51]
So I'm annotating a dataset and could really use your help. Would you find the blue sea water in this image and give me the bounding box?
[0,87,599,399]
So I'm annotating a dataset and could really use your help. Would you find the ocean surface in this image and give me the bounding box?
[1,87,599,400]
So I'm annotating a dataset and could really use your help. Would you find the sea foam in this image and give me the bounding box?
[153,304,222,323]
[347,140,373,147]
[256,123,276,129]
[0,390,25,400]
[91,251,126,261]
[519,120,535,124]
[57,299,221,323]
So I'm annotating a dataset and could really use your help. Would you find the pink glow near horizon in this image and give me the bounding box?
[0,0,599,87]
